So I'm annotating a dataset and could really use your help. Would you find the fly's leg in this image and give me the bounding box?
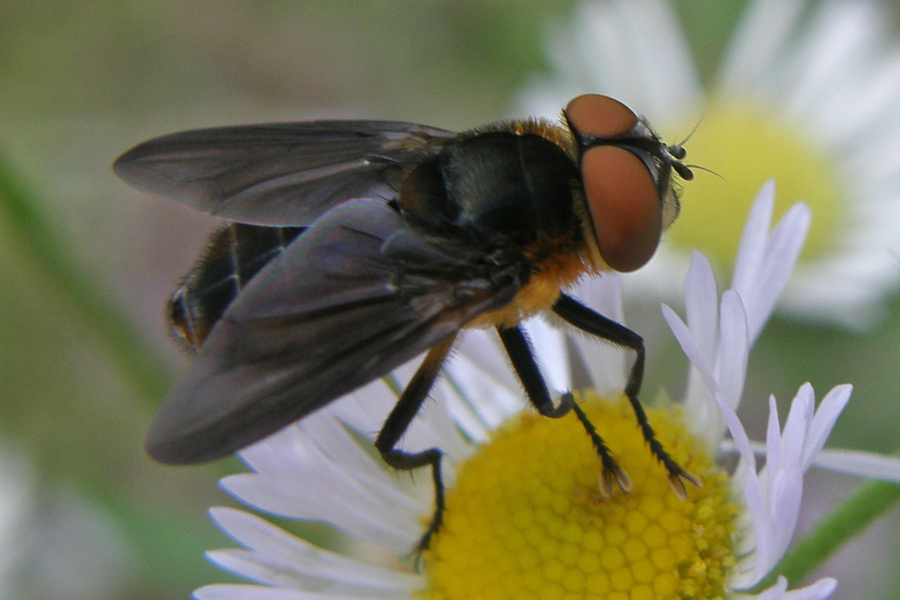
[497,324,630,495]
[375,335,455,554]
[552,293,700,497]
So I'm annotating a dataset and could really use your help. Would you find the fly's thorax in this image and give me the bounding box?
[396,126,582,249]
[500,117,610,275]
[395,121,595,329]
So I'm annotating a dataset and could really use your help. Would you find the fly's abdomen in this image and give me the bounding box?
[168,223,304,349]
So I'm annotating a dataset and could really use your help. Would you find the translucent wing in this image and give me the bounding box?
[147,199,522,464]
[114,121,456,226]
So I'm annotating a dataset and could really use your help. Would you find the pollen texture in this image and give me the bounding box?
[420,392,737,600]
[667,101,840,269]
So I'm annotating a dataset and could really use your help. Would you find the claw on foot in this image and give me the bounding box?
[667,468,702,501]
[598,463,632,497]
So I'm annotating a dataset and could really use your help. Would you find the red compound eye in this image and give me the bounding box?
[566,94,638,138]
[581,145,662,272]
[565,95,663,273]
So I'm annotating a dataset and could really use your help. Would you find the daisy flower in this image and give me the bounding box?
[518,0,900,328]
[191,183,900,600]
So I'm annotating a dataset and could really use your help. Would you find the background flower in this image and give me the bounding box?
[519,0,900,329]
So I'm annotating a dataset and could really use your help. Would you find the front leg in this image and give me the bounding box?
[552,293,700,497]
[496,324,630,495]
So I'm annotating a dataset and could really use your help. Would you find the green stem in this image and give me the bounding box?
[753,478,900,592]
[0,146,171,401]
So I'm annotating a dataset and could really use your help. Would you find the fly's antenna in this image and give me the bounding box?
[667,112,709,182]
[674,113,704,148]
[684,163,723,180]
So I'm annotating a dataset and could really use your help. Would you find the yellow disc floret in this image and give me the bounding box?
[668,100,841,270]
[420,392,738,600]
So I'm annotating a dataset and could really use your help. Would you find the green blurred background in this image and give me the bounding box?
[0,1,898,599]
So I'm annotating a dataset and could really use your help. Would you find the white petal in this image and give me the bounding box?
[574,273,626,324]
[765,395,783,490]
[453,329,520,399]
[300,409,387,478]
[326,378,405,438]
[803,384,852,470]
[568,275,628,394]
[675,251,725,441]
[661,303,716,394]
[242,420,416,517]
[732,575,788,600]
[717,0,806,93]
[746,203,811,342]
[741,576,839,600]
[731,184,811,344]
[417,383,476,468]
[767,465,804,566]
[778,384,815,475]
[437,365,494,445]
[721,440,900,483]
[195,583,386,600]
[782,577,838,600]
[225,427,422,553]
[782,1,885,118]
[603,0,702,119]
[684,251,720,361]
[716,290,750,412]
[443,334,524,432]
[812,448,900,482]
[526,316,571,392]
[206,508,417,594]
[731,181,777,299]
[740,464,773,586]
[516,0,701,121]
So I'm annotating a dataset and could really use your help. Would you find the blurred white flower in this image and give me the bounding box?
[519,0,900,328]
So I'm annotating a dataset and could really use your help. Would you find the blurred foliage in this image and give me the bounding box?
[0,1,898,599]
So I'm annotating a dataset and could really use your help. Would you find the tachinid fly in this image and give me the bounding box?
[114,94,697,549]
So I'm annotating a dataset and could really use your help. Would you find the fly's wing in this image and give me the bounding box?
[147,199,522,464]
[113,121,456,226]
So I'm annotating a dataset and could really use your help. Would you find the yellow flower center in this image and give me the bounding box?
[420,392,738,600]
[668,100,842,270]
